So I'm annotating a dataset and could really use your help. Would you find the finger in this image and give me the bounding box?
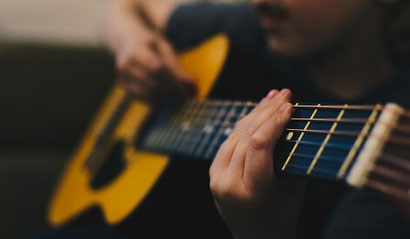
[214,91,278,179]
[226,90,279,150]
[121,68,155,93]
[119,74,154,101]
[129,47,163,75]
[123,80,153,101]
[243,102,293,189]
[210,90,282,186]
[155,38,191,81]
[246,89,292,136]
[209,139,235,180]
[228,89,291,176]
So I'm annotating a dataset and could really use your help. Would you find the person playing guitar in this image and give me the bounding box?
[97,0,410,238]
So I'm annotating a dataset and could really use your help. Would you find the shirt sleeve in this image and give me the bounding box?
[164,3,259,51]
[322,189,410,239]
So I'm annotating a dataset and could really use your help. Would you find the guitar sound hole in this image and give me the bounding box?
[90,141,126,190]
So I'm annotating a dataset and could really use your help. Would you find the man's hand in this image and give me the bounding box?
[116,32,195,101]
[103,0,194,101]
[209,89,306,239]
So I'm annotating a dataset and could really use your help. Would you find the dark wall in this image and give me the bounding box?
[0,42,115,239]
[0,43,115,150]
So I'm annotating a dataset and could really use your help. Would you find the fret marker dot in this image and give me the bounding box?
[181,122,190,131]
[224,127,233,136]
[286,132,294,140]
[203,125,214,134]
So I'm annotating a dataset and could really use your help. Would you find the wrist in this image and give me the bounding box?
[225,178,306,239]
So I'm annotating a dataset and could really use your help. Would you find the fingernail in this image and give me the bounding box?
[279,89,289,97]
[266,90,278,100]
[280,103,293,112]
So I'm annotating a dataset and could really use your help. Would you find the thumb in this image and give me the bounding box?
[155,37,192,81]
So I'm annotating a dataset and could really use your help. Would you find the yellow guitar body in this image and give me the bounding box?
[48,35,229,227]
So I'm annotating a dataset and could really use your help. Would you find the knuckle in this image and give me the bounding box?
[149,60,163,72]
[209,178,220,194]
[225,132,239,144]
[210,178,234,198]
[209,163,218,179]
[249,135,268,152]
[245,125,258,136]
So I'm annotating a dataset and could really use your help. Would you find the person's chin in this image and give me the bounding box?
[266,35,301,60]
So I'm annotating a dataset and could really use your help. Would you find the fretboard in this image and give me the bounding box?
[136,99,383,181]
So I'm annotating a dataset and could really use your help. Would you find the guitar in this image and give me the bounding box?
[48,35,410,227]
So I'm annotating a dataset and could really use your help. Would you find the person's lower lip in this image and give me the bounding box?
[259,15,286,30]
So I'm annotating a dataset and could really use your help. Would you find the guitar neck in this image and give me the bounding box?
[137,99,407,187]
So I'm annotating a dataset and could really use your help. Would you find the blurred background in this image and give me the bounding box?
[0,0,408,238]
[0,1,244,238]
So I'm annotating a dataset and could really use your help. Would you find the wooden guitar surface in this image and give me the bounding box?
[48,35,229,226]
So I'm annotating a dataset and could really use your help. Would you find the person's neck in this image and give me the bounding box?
[305,17,395,102]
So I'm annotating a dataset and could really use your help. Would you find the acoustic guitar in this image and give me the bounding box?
[48,35,409,227]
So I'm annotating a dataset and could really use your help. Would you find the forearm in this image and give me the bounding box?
[102,0,178,53]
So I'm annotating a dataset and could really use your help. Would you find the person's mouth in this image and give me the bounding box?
[254,3,289,32]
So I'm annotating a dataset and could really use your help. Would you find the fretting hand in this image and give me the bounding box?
[210,89,307,239]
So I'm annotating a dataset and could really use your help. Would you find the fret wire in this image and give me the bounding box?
[202,101,232,158]
[337,104,382,178]
[167,100,198,151]
[175,102,204,152]
[278,152,346,163]
[293,105,376,110]
[188,100,235,155]
[238,101,254,120]
[290,118,372,124]
[157,100,379,150]
[281,103,320,171]
[194,100,226,157]
[225,101,377,111]
[307,105,347,174]
[155,100,192,149]
[279,139,352,151]
[185,100,215,155]
[204,101,239,158]
[286,163,340,177]
[155,100,193,149]
[199,101,252,158]
[285,128,361,137]
[177,100,210,154]
[194,100,253,158]
[142,99,387,161]
[195,117,375,128]
[171,100,203,151]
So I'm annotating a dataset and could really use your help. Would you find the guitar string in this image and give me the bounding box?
[379,152,410,171]
[278,150,410,177]
[86,98,410,173]
[152,102,410,154]
[139,101,410,175]
[154,99,410,145]
[180,98,410,124]
[142,103,410,175]
[371,165,410,184]
[145,104,365,159]
[366,179,409,201]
